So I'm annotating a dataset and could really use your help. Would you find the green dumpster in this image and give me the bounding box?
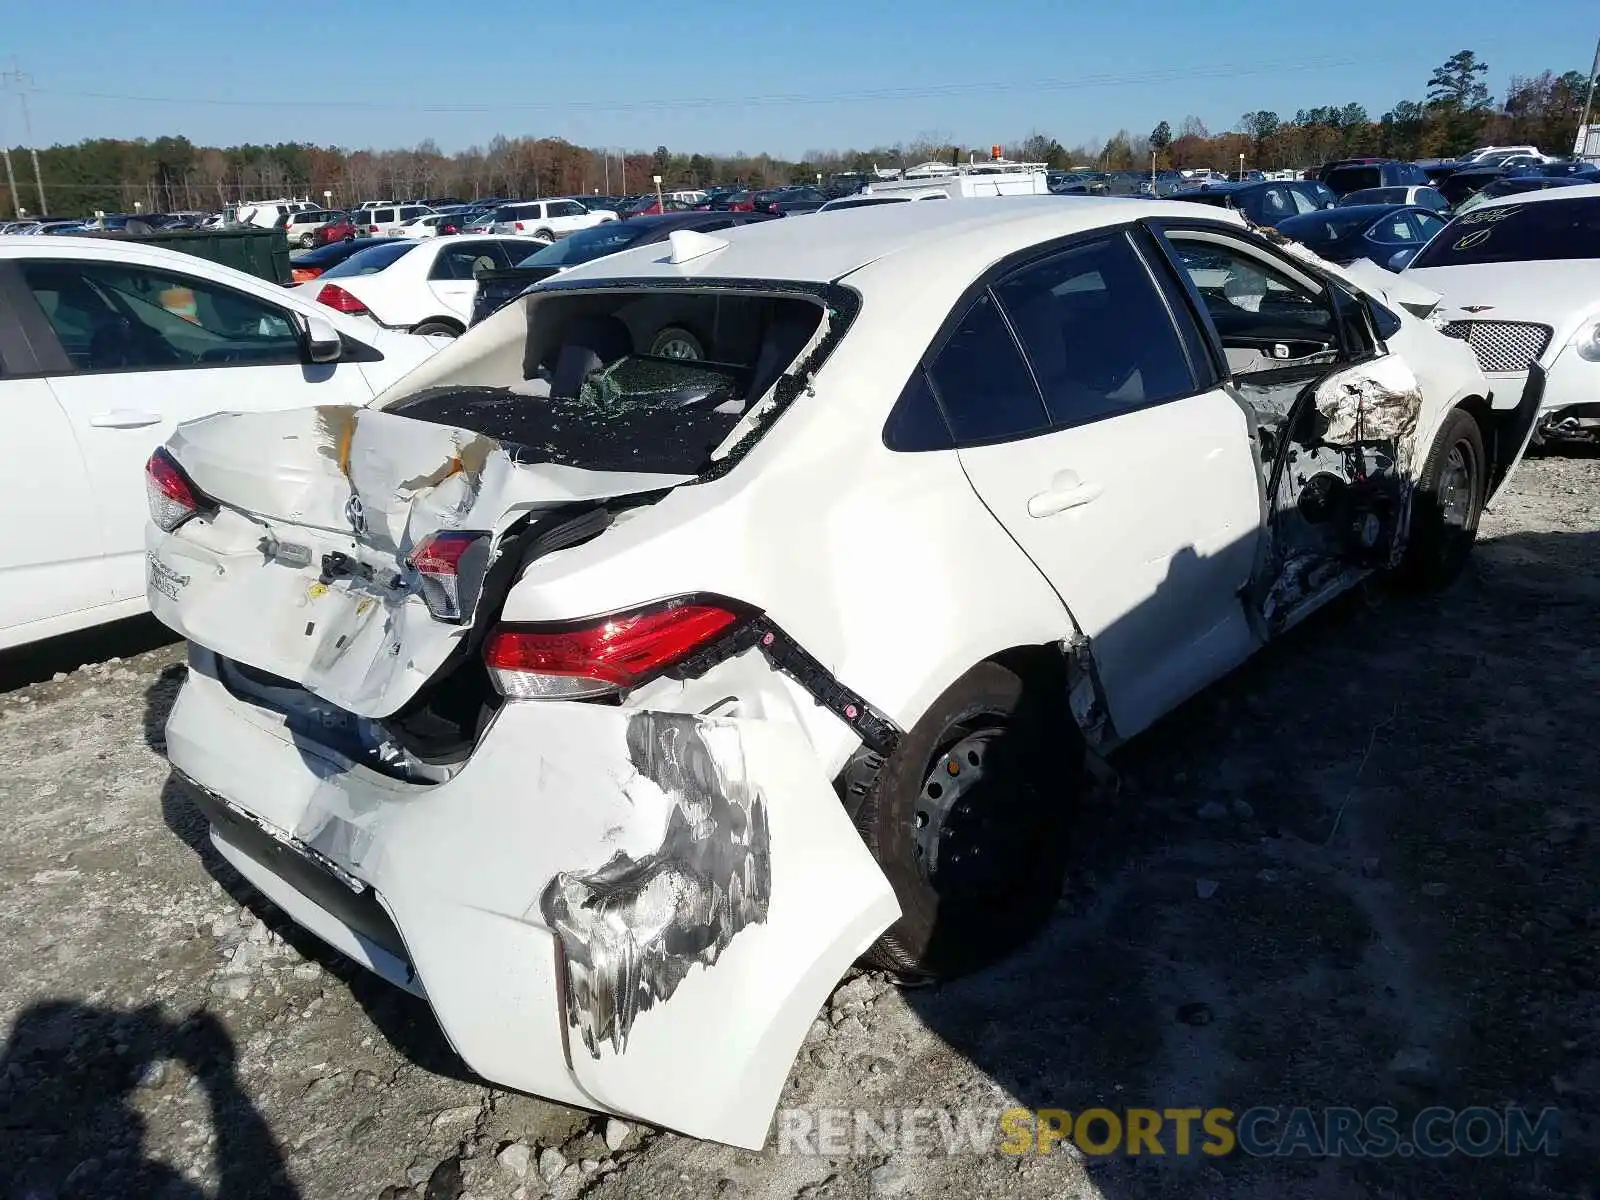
[84,227,292,286]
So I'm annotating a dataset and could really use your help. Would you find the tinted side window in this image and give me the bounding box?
[1369,213,1416,244]
[883,368,954,451]
[993,235,1196,427]
[21,261,300,372]
[429,244,504,281]
[1288,187,1321,214]
[1412,212,1447,239]
[1259,187,1292,217]
[927,292,1048,444]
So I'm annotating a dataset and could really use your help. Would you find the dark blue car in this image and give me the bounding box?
[1172,179,1338,228]
[1274,204,1448,270]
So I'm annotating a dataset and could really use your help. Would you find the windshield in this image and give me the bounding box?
[383,286,845,475]
[318,241,418,278]
[1411,197,1600,267]
[516,223,644,267]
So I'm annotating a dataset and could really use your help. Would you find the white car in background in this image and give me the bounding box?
[817,188,951,212]
[1404,183,1600,443]
[0,237,442,649]
[283,208,343,248]
[359,204,436,237]
[397,212,471,238]
[145,199,1532,1150]
[295,234,536,337]
[234,199,318,230]
[490,197,618,239]
[1337,185,1451,214]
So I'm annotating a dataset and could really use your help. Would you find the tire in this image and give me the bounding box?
[1397,407,1486,590]
[854,661,1078,981]
[412,320,462,338]
[296,233,315,249]
[532,228,554,242]
[648,326,705,360]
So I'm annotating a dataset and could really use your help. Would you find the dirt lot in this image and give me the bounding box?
[2,453,1597,1200]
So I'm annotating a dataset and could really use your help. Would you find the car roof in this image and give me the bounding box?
[623,211,770,230]
[1473,180,1600,210]
[1293,203,1415,220]
[549,195,1247,286]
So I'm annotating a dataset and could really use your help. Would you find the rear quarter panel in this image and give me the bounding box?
[497,288,1079,774]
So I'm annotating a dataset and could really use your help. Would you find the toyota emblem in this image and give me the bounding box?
[344,494,366,535]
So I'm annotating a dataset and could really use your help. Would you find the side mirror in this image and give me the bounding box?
[1387,247,1418,272]
[304,314,343,363]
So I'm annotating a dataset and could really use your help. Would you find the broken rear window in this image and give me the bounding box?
[381,283,849,476]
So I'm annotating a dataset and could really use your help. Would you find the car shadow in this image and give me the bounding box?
[897,526,1600,1197]
[0,1001,299,1198]
[0,614,179,694]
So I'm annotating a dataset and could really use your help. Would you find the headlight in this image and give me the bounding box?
[1574,319,1600,362]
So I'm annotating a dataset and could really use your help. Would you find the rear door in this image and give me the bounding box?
[425,240,520,320]
[17,256,377,605]
[942,230,1265,738]
[0,267,106,642]
[545,200,589,234]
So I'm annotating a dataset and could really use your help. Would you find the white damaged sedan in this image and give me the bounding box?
[144,198,1537,1147]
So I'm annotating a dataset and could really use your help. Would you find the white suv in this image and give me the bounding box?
[490,198,617,238]
[282,209,341,247]
[360,204,435,237]
[146,200,1530,1150]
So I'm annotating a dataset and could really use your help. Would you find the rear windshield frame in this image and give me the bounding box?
[443,275,861,482]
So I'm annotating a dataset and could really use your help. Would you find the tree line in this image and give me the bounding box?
[0,51,1585,218]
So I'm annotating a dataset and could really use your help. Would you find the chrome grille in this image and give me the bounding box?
[1439,320,1554,373]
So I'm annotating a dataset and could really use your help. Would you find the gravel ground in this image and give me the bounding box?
[2,453,1597,1200]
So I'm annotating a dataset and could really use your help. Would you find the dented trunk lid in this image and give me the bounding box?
[149,405,692,718]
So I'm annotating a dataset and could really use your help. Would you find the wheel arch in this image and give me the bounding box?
[412,315,465,336]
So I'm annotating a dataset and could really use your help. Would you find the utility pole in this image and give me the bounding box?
[1580,34,1600,161]
[1,63,46,215]
[1,146,19,218]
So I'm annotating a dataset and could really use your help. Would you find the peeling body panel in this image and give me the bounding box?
[164,660,899,1148]
[1255,356,1425,632]
[1312,354,1423,466]
[541,712,774,1058]
[149,405,690,718]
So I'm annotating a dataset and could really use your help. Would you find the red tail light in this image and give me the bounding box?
[145,448,211,533]
[514,221,524,231]
[316,283,367,314]
[405,530,490,622]
[484,601,744,700]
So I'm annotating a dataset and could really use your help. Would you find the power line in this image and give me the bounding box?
[36,56,1372,115]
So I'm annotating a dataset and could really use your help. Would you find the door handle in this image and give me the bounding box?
[1027,480,1103,518]
[88,410,163,429]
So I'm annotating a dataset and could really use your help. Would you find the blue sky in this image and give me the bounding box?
[1,0,1592,156]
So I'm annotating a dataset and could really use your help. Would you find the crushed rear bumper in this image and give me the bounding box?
[164,650,897,1147]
